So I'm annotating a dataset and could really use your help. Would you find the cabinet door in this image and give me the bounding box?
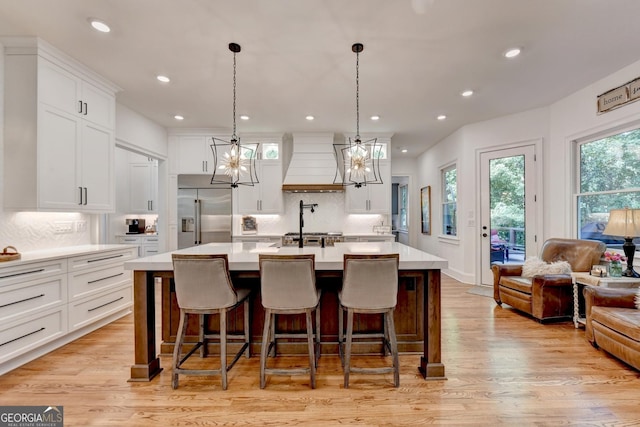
[81,81,114,129]
[237,180,261,213]
[367,162,391,214]
[345,185,369,213]
[38,59,81,116]
[38,104,81,210]
[80,122,114,211]
[176,136,210,174]
[129,163,152,213]
[257,161,283,213]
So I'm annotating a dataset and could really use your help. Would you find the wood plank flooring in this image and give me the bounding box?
[1,276,640,426]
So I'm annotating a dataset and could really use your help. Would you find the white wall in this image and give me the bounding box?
[391,158,418,247]
[419,57,640,284]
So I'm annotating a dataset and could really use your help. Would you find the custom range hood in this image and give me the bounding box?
[282,133,344,193]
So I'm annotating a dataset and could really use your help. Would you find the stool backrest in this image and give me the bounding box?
[172,254,237,310]
[259,254,317,309]
[342,254,399,309]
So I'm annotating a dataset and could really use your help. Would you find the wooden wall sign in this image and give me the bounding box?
[597,77,640,114]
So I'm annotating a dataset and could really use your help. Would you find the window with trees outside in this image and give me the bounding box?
[576,128,640,247]
[442,165,457,236]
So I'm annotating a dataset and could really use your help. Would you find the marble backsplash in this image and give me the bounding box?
[0,211,92,253]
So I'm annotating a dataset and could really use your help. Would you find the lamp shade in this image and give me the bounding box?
[602,208,640,238]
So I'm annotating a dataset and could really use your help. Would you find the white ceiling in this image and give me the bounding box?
[2,0,640,158]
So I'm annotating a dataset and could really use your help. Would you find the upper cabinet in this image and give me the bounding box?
[3,38,118,212]
[344,136,391,215]
[237,138,284,214]
[129,154,158,214]
[173,136,214,175]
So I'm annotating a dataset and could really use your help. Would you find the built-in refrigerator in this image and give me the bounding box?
[177,175,232,249]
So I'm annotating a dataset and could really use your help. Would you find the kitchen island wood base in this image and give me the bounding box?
[129,268,443,382]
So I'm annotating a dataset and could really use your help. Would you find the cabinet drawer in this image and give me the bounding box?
[68,247,137,272]
[117,236,141,244]
[0,274,67,323]
[68,285,132,331]
[0,308,67,364]
[0,260,67,288]
[69,264,131,301]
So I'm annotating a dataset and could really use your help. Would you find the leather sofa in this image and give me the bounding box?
[492,238,606,322]
[584,286,640,371]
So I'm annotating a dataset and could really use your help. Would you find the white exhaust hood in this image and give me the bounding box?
[282,133,344,192]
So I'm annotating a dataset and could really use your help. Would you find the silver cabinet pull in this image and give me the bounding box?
[0,268,45,280]
[84,187,88,205]
[79,187,83,205]
[86,254,124,263]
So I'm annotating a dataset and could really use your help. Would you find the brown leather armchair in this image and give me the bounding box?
[492,238,606,322]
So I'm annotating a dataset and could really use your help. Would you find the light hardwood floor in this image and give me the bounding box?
[1,276,639,426]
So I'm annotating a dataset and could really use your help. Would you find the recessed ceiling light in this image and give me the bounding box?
[240,115,250,120]
[156,75,170,83]
[370,115,380,121]
[461,90,474,97]
[504,48,521,58]
[437,115,447,121]
[401,149,408,153]
[89,19,111,33]
[305,115,315,121]
[174,115,184,121]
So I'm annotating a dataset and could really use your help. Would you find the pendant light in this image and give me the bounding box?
[210,42,259,188]
[334,43,383,188]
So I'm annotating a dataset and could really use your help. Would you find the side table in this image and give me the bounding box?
[572,272,640,328]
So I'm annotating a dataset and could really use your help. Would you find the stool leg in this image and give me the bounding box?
[260,309,272,389]
[243,297,251,358]
[385,309,399,388]
[220,308,228,390]
[315,302,321,366]
[338,305,344,367]
[306,309,316,389]
[199,314,206,358]
[172,309,187,389]
[344,308,354,389]
[270,313,277,357]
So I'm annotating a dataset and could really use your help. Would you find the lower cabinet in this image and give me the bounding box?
[116,235,159,257]
[0,246,136,375]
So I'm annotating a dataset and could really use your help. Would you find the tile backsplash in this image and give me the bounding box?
[234,192,388,235]
[0,211,92,252]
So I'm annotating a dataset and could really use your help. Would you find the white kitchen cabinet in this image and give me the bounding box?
[0,246,136,374]
[175,136,214,174]
[116,235,159,257]
[129,158,158,213]
[2,39,117,212]
[345,161,391,214]
[237,140,284,214]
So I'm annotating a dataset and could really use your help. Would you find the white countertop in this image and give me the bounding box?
[0,244,136,267]
[124,242,448,271]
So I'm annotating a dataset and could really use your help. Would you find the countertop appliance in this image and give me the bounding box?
[178,175,232,249]
[281,232,343,247]
[126,218,145,234]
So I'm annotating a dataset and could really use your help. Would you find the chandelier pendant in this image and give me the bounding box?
[334,43,383,188]
[210,42,259,188]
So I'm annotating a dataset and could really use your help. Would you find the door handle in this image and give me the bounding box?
[78,100,83,114]
[83,102,88,116]
[78,187,83,205]
[84,187,88,205]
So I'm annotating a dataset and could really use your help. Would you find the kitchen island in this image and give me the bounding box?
[124,242,448,382]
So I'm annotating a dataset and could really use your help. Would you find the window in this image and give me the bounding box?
[576,128,640,246]
[442,165,457,236]
[399,184,408,230]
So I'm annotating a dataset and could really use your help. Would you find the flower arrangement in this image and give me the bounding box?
[604,251,626,263]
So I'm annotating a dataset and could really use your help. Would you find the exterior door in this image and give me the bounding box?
[480,145,538,285]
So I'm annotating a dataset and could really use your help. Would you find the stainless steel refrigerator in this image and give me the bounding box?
[177,175,232,249]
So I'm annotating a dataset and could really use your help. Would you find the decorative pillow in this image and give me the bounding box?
[635,288,640,310]
[521,256,572,278]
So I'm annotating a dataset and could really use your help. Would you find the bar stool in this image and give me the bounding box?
[171,254,251,390]
[258,254,321,389]
[339,253,400,388]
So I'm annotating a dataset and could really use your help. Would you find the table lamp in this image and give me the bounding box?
[602,208,640,278]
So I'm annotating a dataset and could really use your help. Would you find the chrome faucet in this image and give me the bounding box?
[299,200,318,248]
